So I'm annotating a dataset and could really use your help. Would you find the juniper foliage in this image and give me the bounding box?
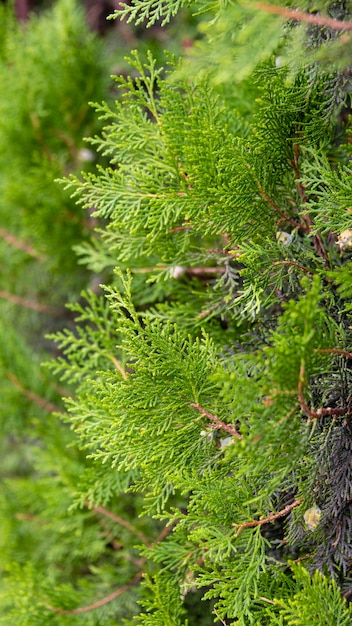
[2,0,352,625]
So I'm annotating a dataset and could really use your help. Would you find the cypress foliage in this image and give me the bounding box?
[2,1,352,624]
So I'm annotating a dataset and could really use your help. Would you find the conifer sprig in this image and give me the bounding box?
[3,0,352,623]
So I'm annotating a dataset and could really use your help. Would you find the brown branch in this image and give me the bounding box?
[87,502,151,546]
[186,267,226,276]
[168,224,192,233]
[132,265,225,278]
[7,372,62,414]
[15,512,47,525]
[259,596,277,606]
[109,356,128,380]
[213,609,228,625]
[15,0,29,21]
[0,227,46,261]
[52,383,73,398]
[302,210,329,266]
[51,128,78,161]
[292,144,306,205]
[96,517,124,552]
[234,498,303,536]
[292,142,329,265]
[272,260,313,275]
[254,2,352,31]
[292,551,315,565]
[248,164,303,230]
[190,402,243,440]
[154,520,178,544]
[259,187,302,230]
[48,520,177,615]
[298,362,351,420]
[0,290,64,316]
[314,348,352,359]
[47,571,143,615]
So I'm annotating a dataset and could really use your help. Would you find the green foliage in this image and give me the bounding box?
[180,0,352,84]
[0,0,109,273]
[274,564,352,625]
[110,0,194,27]
[133,572,189,625]
[3,0,352,625]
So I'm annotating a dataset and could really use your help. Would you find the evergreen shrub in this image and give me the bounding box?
[2,1,352,624]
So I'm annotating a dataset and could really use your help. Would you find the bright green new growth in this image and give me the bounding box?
[2,0,352,624]
[109,0,193,27]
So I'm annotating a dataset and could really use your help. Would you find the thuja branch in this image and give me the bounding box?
[298,362,351,420]
[47,521,177,615]
[15,512,47,525]
[47,571,144,615]
[0,226,46,261]
[292,143,329,265]
[190,402,243,439]
[214,609,228,625]
[0,290,64,316]
[292,144,306,205]
[314,348,352,359]
[131,265,226,277]
[258,187,299,229]
[87,502,151,546]
[154,520,178,543]
[7,372,63,414]
[109,355,128,380]
[254,2,352,31]
[234,498,303,536]
[272,260,313,275]
[248,164,303,230]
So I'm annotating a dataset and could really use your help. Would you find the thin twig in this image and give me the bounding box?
[186,267,226,276]
[234,499,303,536]
[301,208,329,266]
[314,348,352,359]
[154,520,178,544]
[131,265,225,275]
[254,2,352,31]
[7,372,62,414]
[292,142,329,265]
[96,517,124,551]
[259,186,301,229]
[272,260,313,275]
[213,608,228,625]
[259,596,277,606]
[46,571,143,615]
[52,383,73,398]
[47,520,177,615]
[0,290,64,316]
[168,224,192,233]
[15,0,29,21]
[292,144,306,204]
[87,502,151,546]
[298,362,351,420]
[109,355,128,380]
[190,402,243,439]
[0,226,46,261]
[248,165,303,230]
[15,513,47,525]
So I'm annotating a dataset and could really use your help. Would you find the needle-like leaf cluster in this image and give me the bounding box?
[2,1,352,624]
